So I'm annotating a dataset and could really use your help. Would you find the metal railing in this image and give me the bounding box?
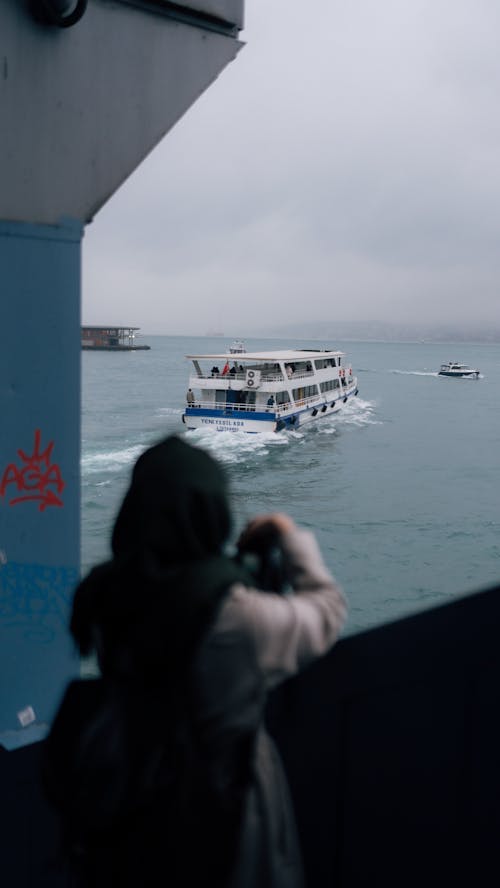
[192,370,286,383]
[291,393,326,409]
[186,400,291,414]
[191,368,323,383]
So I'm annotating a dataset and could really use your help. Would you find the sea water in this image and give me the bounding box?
[82,336,500,636]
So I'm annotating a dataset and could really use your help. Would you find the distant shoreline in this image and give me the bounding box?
[141,332,500,345]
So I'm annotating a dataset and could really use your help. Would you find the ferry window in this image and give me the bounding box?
[314,359,328,370]
[294,362,310,375]
[276,391,290,405]
[320,379,339,393]
[292,384,319,400]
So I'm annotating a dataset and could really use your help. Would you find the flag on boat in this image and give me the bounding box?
[221,361,230,375]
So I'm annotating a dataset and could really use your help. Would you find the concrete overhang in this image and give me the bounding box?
[118,1,244,34]
[0,0,244,225]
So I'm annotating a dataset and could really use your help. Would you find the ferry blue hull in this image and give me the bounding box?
[182,387,359,432]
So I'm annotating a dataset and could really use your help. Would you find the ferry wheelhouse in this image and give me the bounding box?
[182,347,359,433]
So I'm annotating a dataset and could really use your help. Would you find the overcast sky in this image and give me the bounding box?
[83,0,500,336]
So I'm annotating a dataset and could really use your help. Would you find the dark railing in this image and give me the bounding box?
[3,583,500,887]
[267,582,500,887]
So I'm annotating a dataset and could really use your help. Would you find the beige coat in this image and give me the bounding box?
[192,530,347,888]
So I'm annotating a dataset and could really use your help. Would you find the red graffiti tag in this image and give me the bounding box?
[0,429,65,511]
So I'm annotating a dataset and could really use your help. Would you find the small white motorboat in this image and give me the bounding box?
[438,361,480,379]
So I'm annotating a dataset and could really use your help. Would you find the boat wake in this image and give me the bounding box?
[185,428,288,465]
[184,397,378,463]
[390,369,438,377]
[81,443,146,474]
[155,406,183,416]
[314,397,380,434]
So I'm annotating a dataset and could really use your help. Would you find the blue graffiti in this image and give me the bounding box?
[0,561,79,643]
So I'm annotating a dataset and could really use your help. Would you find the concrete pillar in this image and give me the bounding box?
[0,219,82,748]
[0,0,244,748]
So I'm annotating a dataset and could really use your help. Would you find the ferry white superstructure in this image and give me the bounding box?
[182,347,359,433]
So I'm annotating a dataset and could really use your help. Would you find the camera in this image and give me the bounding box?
[235,544,289,595]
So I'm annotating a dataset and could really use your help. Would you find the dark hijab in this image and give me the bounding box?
[71,435,248,682]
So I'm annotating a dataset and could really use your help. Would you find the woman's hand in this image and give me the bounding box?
[237,513,297,554]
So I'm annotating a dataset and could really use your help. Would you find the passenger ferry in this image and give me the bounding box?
[182,345,359,433]
[438,361,480,379]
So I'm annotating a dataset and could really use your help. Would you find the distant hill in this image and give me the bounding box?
[246,320,500,343]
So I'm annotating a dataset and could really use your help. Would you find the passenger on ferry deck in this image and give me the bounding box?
[186,388,195,405]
